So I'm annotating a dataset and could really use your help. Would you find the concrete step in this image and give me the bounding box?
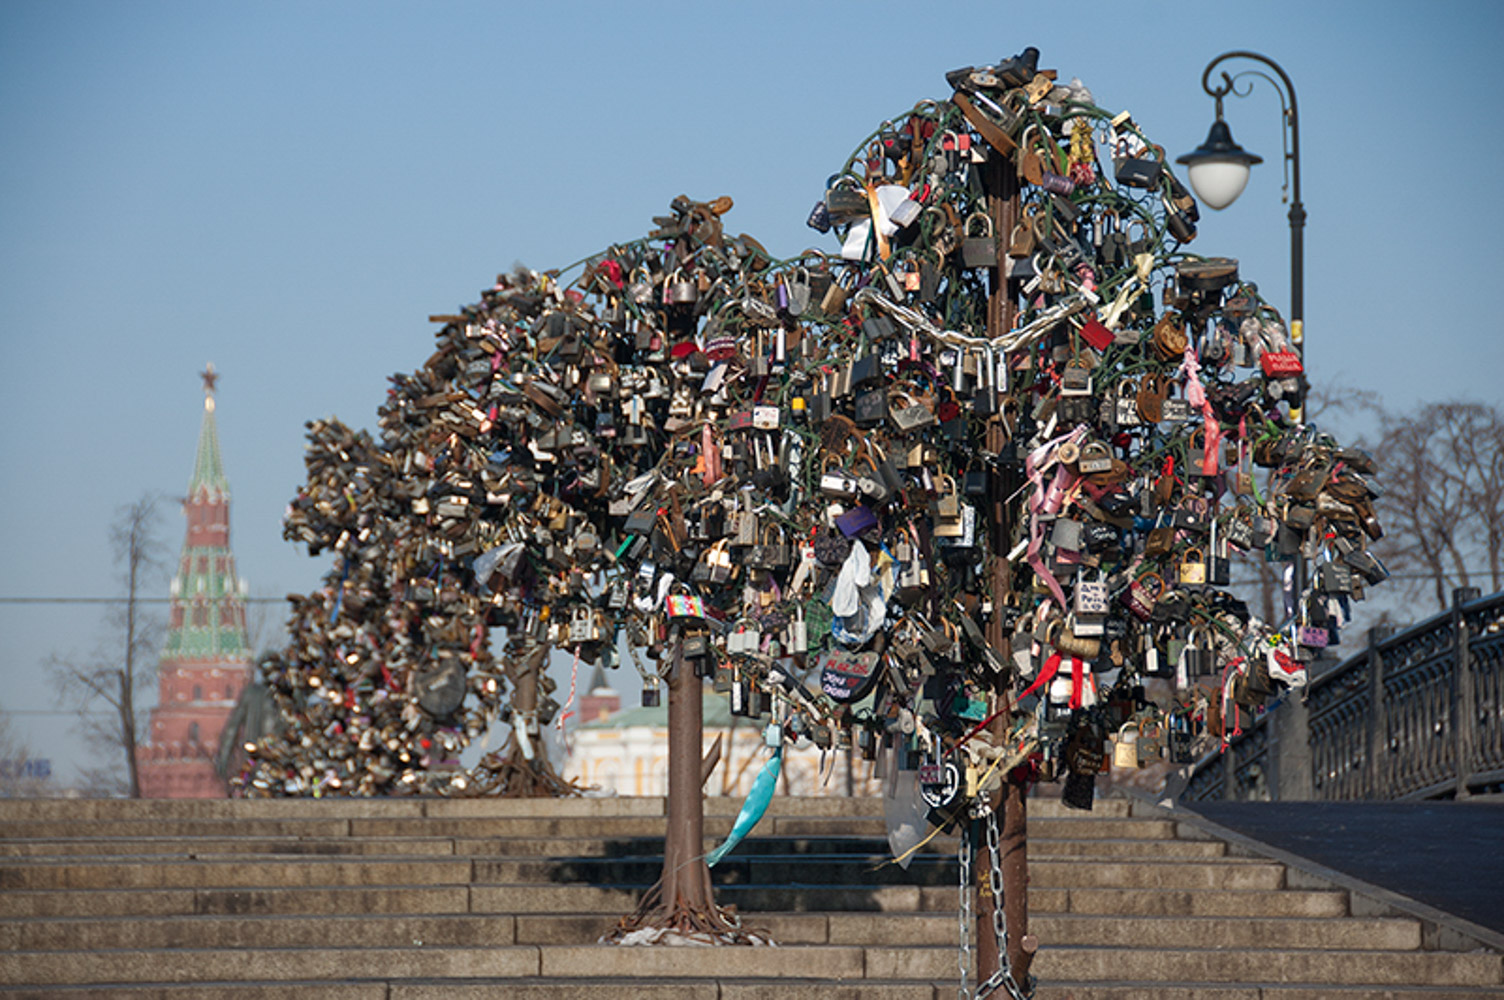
[0,884,475,919]
[876,946,1504,987]
[509,911,1422,951]
[0,832,1221,862]
[0,944,875,986]
[477,855,1280,891]
[0,981,949,1000]
[1031,986,1504,1000]
[0,795,1131,822]
[0,851,1275,894]
[0,913,518,950]
[1060,886,1349,918]
[0,836,462,858]
[2,909,1421,953]
[0,812,1169,843]
[8,983,1504,1000]
[4,942,1498,990]
[0,857,475,890]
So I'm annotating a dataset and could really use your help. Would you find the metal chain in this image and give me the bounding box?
[974,808,1032,1000]
[957,823,972,1000]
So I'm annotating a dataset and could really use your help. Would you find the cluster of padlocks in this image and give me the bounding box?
[241,48,1386,802]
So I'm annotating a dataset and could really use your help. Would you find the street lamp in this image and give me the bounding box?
[1177,51,1305,418]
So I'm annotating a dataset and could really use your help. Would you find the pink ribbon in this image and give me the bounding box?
[1025,424,1088,613]
[1180,346,1223,477]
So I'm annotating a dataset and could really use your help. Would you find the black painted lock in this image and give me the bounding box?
[849,353,883,389]
[853,387,888,426]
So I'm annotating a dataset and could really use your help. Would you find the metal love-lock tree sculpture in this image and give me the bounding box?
[240,47,1387,995]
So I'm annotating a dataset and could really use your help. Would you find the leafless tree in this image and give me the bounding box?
[51,496,166,798]
[1367,402,1504,613]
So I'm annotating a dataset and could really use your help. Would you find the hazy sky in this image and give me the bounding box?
[3,0,1500,785]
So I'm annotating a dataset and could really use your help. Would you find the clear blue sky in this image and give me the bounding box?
[2,0,1500,785]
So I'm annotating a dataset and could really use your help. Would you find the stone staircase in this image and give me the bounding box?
[0,796,1499,999]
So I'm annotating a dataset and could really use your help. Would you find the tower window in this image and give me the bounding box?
[193,685,203,701]
[189,722,199,744]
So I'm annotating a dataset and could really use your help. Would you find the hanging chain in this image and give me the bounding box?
[957,823,973,1000]
[973,807,1032,1000]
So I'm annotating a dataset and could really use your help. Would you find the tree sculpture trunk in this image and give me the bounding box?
[469,638,580,797]
[611,640,747,940]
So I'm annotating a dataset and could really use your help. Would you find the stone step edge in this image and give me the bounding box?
[8,981,1504,1000]
[1128,793,1504,956]
[0,853,1270,868]
[0,976,955,999]
[4,944,1471,959]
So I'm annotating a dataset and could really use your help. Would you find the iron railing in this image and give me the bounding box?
[1185,588,1504,801]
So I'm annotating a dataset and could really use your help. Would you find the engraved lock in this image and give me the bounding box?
[1077,441,1114,474]
[961,212,997,269]
[1122,571,1164,622]
[1179,547,1207,586]
[568,607,593,644]
[1074,571,1110,618]
[1114,379,1141,427]
[1060,359,1093,397]
[824,174,869,222]
[1136,719,1164,766]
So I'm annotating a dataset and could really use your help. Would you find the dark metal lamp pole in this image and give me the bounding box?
[1178,51,1310,656]
[1177,50,1304,420]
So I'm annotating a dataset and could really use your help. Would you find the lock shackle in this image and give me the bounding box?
[964,212,995,238]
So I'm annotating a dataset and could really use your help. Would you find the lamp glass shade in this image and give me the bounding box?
[1177,118,1263,210]
[1187,160,1252,210]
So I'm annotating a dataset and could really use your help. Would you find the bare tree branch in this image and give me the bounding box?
[51,496,166,797]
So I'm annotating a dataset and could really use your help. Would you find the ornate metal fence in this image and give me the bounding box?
[1185,588,1504,802]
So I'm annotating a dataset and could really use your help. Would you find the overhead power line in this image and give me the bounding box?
[0,597,289,605]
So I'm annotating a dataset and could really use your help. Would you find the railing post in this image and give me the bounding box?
[1452,588,1480,799]
[1366,628,1387,798]
[1274,690,1314,801]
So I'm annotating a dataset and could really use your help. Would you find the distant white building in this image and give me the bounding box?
[564,671,883,798]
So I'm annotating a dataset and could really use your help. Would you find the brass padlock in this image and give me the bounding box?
[1179,547,1207,586]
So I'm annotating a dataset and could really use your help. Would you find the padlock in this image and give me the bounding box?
[933,475,961,519]
[824,174,868,221]
[1060,359,1093,397]
[1077,441,1114,474]
[1112,722,1140,769]
[1074,572,1110,618]
[667,268,698,305]
[1136,719,1164,766]
[961,212,997,269]
[1050,517,1084,552]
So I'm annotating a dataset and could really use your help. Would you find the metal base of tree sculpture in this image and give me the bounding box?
[467,734,582,797]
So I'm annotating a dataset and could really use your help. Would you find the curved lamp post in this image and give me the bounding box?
[1177,50,1304,420]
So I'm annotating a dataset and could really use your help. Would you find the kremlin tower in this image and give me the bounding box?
[136,365,254,798]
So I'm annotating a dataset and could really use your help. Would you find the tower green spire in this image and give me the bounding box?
[190,363,230,498]
[160,363,249,661]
